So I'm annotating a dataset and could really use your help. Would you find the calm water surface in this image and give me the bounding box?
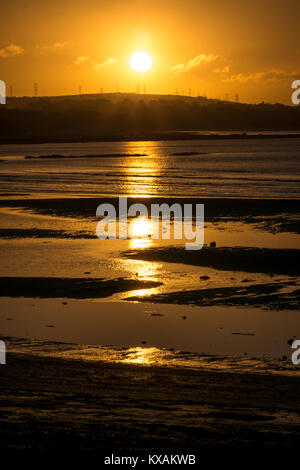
[0,138,299,198]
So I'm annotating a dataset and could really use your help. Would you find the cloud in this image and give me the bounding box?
[74,56,90,65]
[171,53,218,73]
[0,44,24,58]
[72,55,117,70]
[170,63,185,73]
[223,70,300,83]
[36,42,68,54]
[186,54,218,70]
[214,65,230,74]
[93,57,117,70]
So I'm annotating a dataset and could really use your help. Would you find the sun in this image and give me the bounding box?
[130,51,152,73]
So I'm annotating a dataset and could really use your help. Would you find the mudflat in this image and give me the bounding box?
[1,353,300,453]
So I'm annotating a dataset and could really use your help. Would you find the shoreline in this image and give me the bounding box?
[1,351,300,451]
[4,334,300,376]
[124,246,300,276]
[0,277,162,299]
[1,196,299,216]
[1,132,300,146]
[1,197,299,237]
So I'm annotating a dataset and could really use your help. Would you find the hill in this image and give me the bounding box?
[0,93,300,143]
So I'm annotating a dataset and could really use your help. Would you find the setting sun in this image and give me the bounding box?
[130,51,152,73]
[1,0,300,457]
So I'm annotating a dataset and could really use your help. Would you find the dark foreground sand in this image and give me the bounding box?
[1,353,300,453]
[1,197,299,222]
[0,277,161,299]
[124,246,300,310]
[125,246,300,276]
[1,197,299,237]
[0,196,299,455]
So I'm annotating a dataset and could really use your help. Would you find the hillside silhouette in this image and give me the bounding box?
[1,93,300,143]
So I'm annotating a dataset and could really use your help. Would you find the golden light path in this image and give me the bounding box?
[129,217,153,238]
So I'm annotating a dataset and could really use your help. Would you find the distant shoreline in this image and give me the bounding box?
[1,132,300,145]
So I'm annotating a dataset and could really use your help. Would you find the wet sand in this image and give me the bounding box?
[1,352,300,453]
[124,246,300,309]
[125,246,300,276]
[1,197,299,221]
[127,280,299,310]
[0,277,161,299]
[0,228,96,239]
[0,194,299,453]
[2,299,300,359]
[1,197,299,235]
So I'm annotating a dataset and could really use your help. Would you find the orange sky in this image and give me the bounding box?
[0,0,299,103]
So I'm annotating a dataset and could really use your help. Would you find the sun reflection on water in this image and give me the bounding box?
[129,238,154,249]
[119,142,161,197]
[128,216,155,249]
[129,217,153,238]
[120,257,163,298]
[121,347,166,365]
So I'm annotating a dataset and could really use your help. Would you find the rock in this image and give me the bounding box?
[288,337,296,346]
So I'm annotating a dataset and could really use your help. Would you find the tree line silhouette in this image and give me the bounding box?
[0,94,299,142]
